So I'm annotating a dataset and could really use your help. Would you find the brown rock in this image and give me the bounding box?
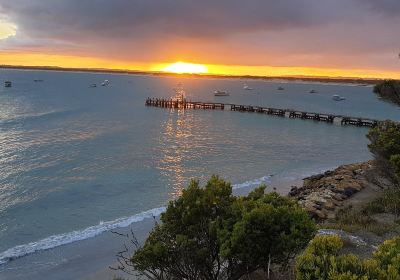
[324,201,336,210]
[314,209,328,219]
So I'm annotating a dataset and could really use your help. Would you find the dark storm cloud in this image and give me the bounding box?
[0,0,346,40]
[360,0,400,16]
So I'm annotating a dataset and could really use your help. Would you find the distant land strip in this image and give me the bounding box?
[0,64,386,85]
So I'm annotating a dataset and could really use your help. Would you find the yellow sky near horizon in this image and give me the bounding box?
[1,52,400,80]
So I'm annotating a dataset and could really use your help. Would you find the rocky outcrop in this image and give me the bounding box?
[289,162,373,220]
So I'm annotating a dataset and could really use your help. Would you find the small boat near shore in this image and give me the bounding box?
[101,80,110,86]
[309,89,317,93]
[4,81,12,88]
[332,94,346,101]
[243,84,254,90]
[214,90,230,96]
[277,86,285,91]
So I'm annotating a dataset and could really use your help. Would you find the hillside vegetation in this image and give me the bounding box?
[374,80,400,106]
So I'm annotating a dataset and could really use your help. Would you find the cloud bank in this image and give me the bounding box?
[0,0,399,71]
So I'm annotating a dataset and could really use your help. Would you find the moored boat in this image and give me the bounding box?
[332,94,346,101]
[101,80,110,86]
[243,84,254,90]
[214,90,230,96]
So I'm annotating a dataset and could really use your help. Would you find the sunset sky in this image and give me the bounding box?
[0,0,399,78]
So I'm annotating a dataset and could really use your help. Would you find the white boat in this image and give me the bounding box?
[4,81,12,88]
[243,84,254,90]
[214,90,230,96]
[332,94,346,101]
[277,86,285,90]
[89,84,97,88]
[101,80,110,86]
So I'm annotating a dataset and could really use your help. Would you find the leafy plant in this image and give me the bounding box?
[373,80,400,106]
[296,235,400,280]
[128,176,316,280]
[367,120,400,185]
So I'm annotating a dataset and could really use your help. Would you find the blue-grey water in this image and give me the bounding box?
[0,69,399,278]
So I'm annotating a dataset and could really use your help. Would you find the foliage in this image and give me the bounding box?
[129,175,316,280]
[367,120,400,185]
[363,187,400,216]
[373,80,400,106]
[296,235,400,280]
[322,206,394,236]
[219,191,316,277]
[296,235,344,280]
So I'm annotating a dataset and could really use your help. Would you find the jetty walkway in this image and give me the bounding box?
[145,98,379,127]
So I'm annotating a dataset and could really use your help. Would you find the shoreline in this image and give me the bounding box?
[86,163,377,280]
[82,177,306,280]
[0,161,377,280]
[0,170,314,280]
[0,65,382,85]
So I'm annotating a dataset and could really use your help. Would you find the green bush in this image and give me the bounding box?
[373,80,400,105]
[367,120,400,185]
[296,235,400,280]
[295,235,343,280]
[363,187,400,216]
[131,176,316,280]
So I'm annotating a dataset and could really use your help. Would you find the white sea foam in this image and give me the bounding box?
[232,175,272,190]
[0,169,335,266]
[0,207,166,265]
[0,176,274,265]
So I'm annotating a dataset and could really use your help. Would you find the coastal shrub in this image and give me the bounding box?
[295,235,344,280]
[363,187,400,216]
[323,205,396,236]
[296,235,400,280]
[373,80,400,105]
[129,176,316,280]
[219,191,317,277]
[367,120,400,185]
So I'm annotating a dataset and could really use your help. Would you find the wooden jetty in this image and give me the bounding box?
[145,98,379,127]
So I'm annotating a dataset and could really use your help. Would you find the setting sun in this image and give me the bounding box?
[162,62,208,74]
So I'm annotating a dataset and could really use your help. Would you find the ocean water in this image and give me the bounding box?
[0,69,399,276]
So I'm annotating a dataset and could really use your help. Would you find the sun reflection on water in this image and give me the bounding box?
[156,107,198,199]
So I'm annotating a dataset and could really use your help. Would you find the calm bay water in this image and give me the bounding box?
[0,69,399,275]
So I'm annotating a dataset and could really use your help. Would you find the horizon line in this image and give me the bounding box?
[0,64,394,84]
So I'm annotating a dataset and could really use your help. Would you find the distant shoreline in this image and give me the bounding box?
[0,64,384,85]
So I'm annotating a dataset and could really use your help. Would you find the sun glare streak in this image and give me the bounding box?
[162,62,208,74]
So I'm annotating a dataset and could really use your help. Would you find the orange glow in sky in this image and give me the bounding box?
[1,52,400,80]
[1,2,400,80]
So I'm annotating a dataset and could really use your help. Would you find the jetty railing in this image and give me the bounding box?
[145,98,379,127]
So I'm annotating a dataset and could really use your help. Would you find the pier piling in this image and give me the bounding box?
[145,98,379,127]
